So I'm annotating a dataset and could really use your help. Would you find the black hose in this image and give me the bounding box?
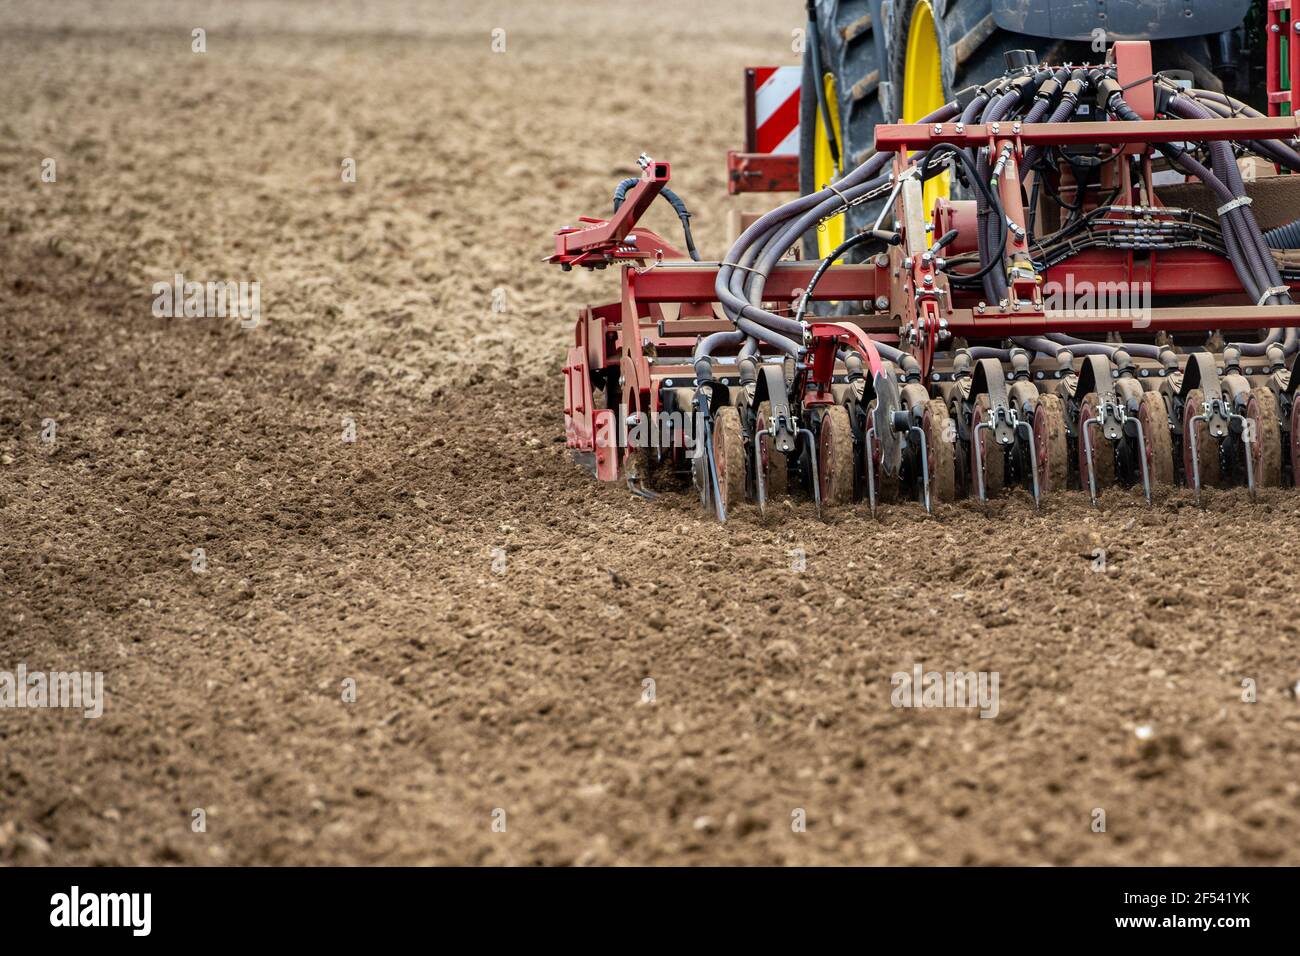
[1183,88,1300,172]
[919,143,1008,284]
[1264,218,1300,249]
[1166,96,1287,306]
[612,179,701,261]
[804,0,840,172]
[793,230,884,325]
[1120,93,1291,356]
[975,91,1020,303]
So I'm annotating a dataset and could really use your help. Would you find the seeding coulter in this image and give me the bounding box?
[550,41,1300,518]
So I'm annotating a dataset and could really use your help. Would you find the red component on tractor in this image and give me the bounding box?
[550,41,1300,517]
[726,65,801,194]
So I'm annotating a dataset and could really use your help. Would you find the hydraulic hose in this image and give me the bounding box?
[975,90,1021,303]
[711,103,960,365]
[1166,96,1287,307]
[793,229,885,325]
[612,179,701,261]
[1103,90,1293,356]
[1264,218,1300,250]
[921,143,1007,284]
[1182,89,1300,172]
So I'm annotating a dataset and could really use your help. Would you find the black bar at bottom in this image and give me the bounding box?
[0,866,1288,943]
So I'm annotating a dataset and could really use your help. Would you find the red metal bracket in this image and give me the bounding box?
[548,161,673,268]
[1110,40,1154,156]
[1267,0,1300,117]
[1111,41,1155,121]
[808,322,886,379]
[726,151,799,194]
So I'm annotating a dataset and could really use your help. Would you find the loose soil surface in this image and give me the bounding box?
[1,0,1297,865]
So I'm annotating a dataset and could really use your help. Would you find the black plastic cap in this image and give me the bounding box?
[1094,77,1123,110]
[1004,49,1039,71]
[953,84,982,112]
[1153,81,1177,117]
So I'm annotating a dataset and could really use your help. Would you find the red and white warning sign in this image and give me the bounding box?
[750,66,801,156]
[729,66,803,193]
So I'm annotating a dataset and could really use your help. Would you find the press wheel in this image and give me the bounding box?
[1136,391,1174,490]
[817,405,855,507]
[712,405,747,514]
[921,397,955,503]
[1244,387,1282,488]
[1032,393,1069,494]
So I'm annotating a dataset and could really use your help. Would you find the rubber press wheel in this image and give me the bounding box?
[1244,387,1282,488]
[921,397,956,503]
[1076,392,1116,494]
[712,405,747,515]
[818,405,856,506]
[623,401,658,492]
[1136,391,1174,491]
[1031,393,1069,494]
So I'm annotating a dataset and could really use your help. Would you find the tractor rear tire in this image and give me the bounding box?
[801,0,887,263]
[802,0,1233,254]
[802,0,1043,259]
[885,0,1228,138]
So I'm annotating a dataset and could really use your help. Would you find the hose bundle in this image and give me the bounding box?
[696,58,1300,382]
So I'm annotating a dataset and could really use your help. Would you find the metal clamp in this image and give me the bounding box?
[909,424,932,514]
[1013,416,1040,510]
[1216,195,1253,216]
[801,428,822,520]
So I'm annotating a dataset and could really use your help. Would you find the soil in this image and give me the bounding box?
[1,0,1297,866]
